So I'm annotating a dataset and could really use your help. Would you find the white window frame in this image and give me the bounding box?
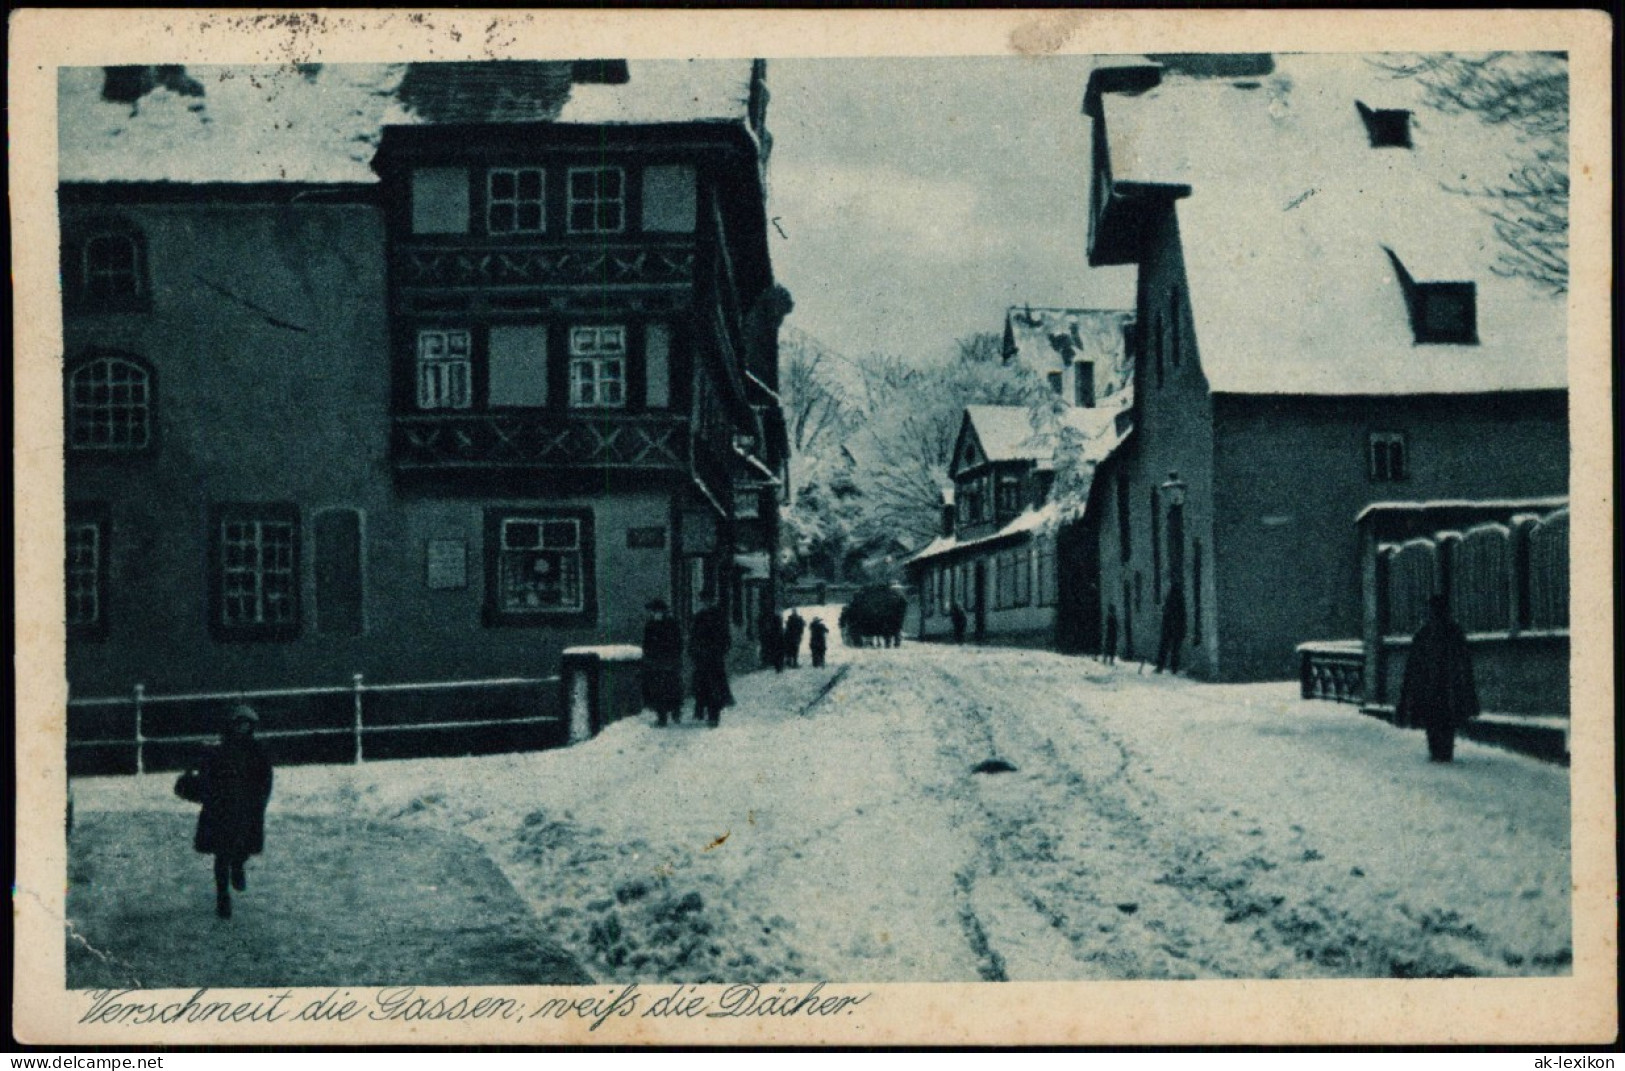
[220,518,298,629]
[416,329,473,410]
[567,166,626,234]
[69,355,152,451]
[568,325,627,409]
[487,167,546,235]
[497,516,585,614]
[66,520,102,628]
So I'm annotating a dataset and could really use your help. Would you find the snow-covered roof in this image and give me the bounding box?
[963,404,1124,466]
[1353,496,1568,525]
[1092,54,1566,396]
[59,60,758,185]
[909,503,1058,565]
[1003,306,1134,371]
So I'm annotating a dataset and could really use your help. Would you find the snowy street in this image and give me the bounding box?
[73,613,1571,985]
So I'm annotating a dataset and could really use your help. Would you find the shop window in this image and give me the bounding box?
[485,509,596,626]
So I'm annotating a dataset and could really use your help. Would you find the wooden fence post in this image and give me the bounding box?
[133,683,146,776]
[352,673,365,764]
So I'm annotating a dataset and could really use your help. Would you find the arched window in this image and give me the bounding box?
[67,353,153,452]
[64,217,149,312]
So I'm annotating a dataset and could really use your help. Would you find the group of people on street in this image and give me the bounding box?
[757,606,829,671]
[168,587,1479,923]
[641,597,733,727]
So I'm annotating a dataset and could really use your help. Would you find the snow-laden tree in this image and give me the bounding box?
[776,330,1050,582]
[1377,51,1569,295]
[846,333,1049,550]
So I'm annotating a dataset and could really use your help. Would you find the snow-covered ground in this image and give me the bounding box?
[73,620,1569,983]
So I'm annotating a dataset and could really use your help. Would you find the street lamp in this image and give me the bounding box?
[1160,470,1187,509]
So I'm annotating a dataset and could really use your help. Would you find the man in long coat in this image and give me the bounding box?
[641,599,684,726]
[807,617,829,668]
[1154,582,1187,674]
[759,605,784,673]
[1397,594,1480,762]
[690,596,732,726]
[783,609,806,668]
[193,705,273,920]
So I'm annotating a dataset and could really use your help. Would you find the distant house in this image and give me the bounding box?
[1002,305,1135,411]
[61,60,788,703]
[907,302,1133,649]
[1081,56,1568,681]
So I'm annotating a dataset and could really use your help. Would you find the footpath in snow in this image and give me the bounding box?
[72,616,1569,985]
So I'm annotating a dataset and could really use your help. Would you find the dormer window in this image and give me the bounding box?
[1356,102,1413,149]
[1384,249,1479,345]
[567,167,626,234]
[1413,282,1477,344]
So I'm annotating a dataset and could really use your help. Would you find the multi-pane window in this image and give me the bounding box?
[568,326,626,408]
[215,506,300,639]
[1369,431,1408,482]
[1037,542,1058,607]
[487,168,546,234]
[83,233,144,304]
[567,167,626,234]
[416,329,472,410]
[69,355,152,451]
[1013,547,1032,606]
[497,516,584,614]
[996,473,1022,515]
[66,517,104,632]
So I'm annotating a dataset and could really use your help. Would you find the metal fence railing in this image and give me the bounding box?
[67,673,564,776]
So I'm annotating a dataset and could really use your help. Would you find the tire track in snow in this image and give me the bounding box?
[931,650,1513,978]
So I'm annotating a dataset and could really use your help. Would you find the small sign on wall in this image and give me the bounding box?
[627,526,667,549]
[425,538,467,589]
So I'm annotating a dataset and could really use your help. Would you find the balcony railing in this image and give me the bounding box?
[392,412,688,472]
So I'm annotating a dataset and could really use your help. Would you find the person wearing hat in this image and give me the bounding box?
[640,598,684,726]
[188,703,274,919]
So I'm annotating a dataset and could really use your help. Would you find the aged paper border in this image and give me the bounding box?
[10,8,1615,1047]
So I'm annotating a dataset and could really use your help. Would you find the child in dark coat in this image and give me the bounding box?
[189,705,273,919]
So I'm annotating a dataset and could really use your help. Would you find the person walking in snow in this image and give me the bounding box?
[690,596,733,727]
[1154,582,1187,674]
[640,598,684,726]
[1397,593,1480,763]
[185,704,273,920]
[783,609,806,668]
[808,617,829,668]
[1102,604,1119,666]
[759,605,784,673]
[950,601,968,645]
